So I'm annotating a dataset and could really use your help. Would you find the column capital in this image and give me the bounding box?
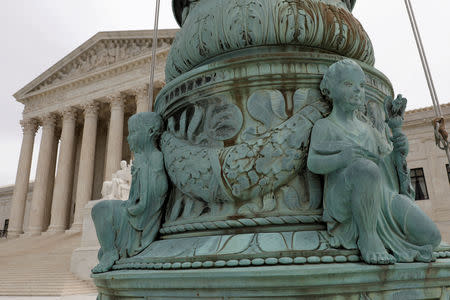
[60,107,78,121]
[81,102,99,118]
[133,85,149,99]
[20,118,38,135]
[40,114,57,129]
[107,95,125,110]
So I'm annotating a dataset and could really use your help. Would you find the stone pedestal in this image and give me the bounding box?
[70,200,102,281]
[93,258,450,299]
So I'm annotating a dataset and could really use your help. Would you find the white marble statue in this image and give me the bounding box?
[101,160,132,200]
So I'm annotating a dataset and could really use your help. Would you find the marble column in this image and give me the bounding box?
[135,85,149,113]
[47,108,77,232]
[43,127,60,230]
[26,114,57,235]
[104,95,124,181]
[8,119,38,238]
[71,103,99,231]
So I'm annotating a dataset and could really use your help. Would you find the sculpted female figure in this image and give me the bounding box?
[307,59,441,264]
[91,112,168,273]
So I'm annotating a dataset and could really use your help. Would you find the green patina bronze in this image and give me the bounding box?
[91,0,449,298]
[92,112,168,273]
[308,59,440,264]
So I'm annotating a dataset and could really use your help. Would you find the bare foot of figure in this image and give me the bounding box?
[358,233,396,265]
[92,249,119,273]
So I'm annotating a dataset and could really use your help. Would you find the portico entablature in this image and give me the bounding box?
[14,29,176,118]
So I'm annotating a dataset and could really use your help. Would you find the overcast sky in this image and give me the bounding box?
[0,0,448,186]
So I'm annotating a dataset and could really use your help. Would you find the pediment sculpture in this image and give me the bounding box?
[29,38,171,93]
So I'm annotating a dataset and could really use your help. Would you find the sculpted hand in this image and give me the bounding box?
[387,116,403,130]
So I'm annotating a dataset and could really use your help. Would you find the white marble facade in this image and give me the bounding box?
[7,30,176,237]
[4,28,450,239]
[403,103,450,222]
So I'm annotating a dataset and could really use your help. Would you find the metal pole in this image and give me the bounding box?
[404,0,449,165]
[446,147,450,164]
[404,0,442,117]
[149,0,161,112]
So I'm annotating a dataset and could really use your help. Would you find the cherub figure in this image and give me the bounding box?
[91,112,168,273]
[384,94,415,198]
[307,59,441,264]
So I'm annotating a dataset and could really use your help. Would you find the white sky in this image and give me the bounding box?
[0,0,448,186]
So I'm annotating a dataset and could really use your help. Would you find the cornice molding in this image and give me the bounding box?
[21,50,168,116]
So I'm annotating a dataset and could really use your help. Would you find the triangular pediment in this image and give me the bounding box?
[14,29,178,100]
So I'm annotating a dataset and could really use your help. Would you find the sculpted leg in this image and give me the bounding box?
[391,195,441,250]
[346,159,396,264]
[91,200,121,273]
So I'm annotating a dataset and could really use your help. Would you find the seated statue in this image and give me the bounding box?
[101,160,132,200]
[91,112,168,273]
[307,59,441,264]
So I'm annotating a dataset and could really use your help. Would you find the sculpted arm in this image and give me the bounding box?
[307,122,347,174]
[307,121,378,174]
[308,147,346,175]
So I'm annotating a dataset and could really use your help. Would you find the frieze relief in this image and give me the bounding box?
[29,38,172,93]
[160,85,330,224]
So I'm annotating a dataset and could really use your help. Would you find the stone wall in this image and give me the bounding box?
[0,183,33,233]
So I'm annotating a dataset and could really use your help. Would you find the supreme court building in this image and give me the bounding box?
[2,29,450,239]
[6,30,176,238]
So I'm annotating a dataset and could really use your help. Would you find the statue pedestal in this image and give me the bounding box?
[93,259,450,299]
[70,200,102,281]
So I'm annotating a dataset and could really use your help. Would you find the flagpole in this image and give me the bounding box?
[404,0,442,117]
[404,0,449,164]
[149,0,161,112]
